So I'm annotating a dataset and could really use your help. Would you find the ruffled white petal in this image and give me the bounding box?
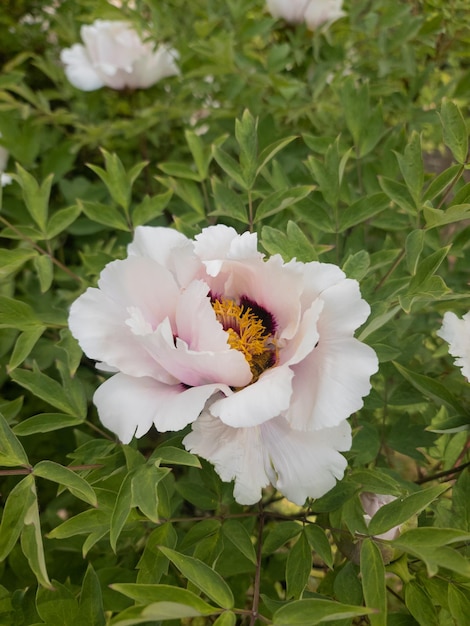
[94,373,230,442]
[129,45,180,89]
[266,0,311,23]
[60,44,104,91]
[304,0,345,29]
[210,365,294,427]
[437,311,470,381]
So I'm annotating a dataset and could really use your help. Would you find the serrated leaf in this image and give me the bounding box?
[0,474,36,560]
[360,539,386,626]
[8,326,45,371]
[222,519,257,565]
[0,411,29,467]
[110,583,216,614]
[440,100,469,164]
[33,460,97,507]
[286,532,311,599]
[272,598,373,625]
[368,483,449,536]
[158,546,234,609]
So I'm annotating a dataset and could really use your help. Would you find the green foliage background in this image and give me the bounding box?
[0,0,469,624]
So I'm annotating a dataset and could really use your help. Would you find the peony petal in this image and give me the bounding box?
[304,0,345,29]
[143,317,252,388]
[60,44,104,91]
[129,45,180,89]
[210,364,294,427]
[194,225,262,277]
[266,0,311,23]
[287,336,378,430]
[94,372,230,442]
[183,411,270,505]
[261,417,351,505]
[437,311,470,381]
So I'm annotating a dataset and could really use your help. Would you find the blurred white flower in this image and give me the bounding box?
[0,141,12,187]
[69,224,377,505]
[60,19,179,91]
[437,311,470,382]
[361,493,401,541]
[266,0,345,29]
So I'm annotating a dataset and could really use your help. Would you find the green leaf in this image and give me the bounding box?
[33,460,97,507]
[367,483,449,537]
[154,446,201,468]
[405,230,424,275]
[210,178,247,222]
[0,474,36,561]
[0,296,43,331]
[213,611,236,626]
[185,129,210,180]
[304,525,333,569]
[109,602,204,625]
[254,186,313,223]
[339,193,389,231]
[395,527,470,549]
[33,254,54,292]
[158,546,234,609]
[379,177,416,214]
[13,413,84,436]
[404,582,438,626]
[88,150,134,213]
[448,585,470,626]
[212,146,246,189]
[439,100,469,164]
[360,539,386,626]
[423,203,470,229]
[158,161,202,181]
[8,326,45,371]
[0,248,37,279]
[272,598,374,625]
[286,532,312,599]
[235,109,258,189]
[257,136,297,174]
[262,521,302,555]
[47,508,109,540]
[46,204,82,239]
[222,519,257,565]
[36,580,78,625]
[110,473,133,552]
[79,200,130,231]
[131,463,169,523]
[74,565,106,626]
[10,366,82,416]
[261,221,321,262]
[342,250,370,280]
[395,132,423,206]
[14,165,52,232]
[136,523,177,584]
[350,469,402,496]
[110,583,216,614]
[0,411,29,467]
[21,479,52,588]
[423,164,462,202]
[131,190,172,227]
[156,176,205,216]
[393,361,462,412]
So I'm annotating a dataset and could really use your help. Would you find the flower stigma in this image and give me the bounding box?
[212,298,277,383]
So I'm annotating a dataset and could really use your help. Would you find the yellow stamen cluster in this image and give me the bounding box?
[213,298,276,383]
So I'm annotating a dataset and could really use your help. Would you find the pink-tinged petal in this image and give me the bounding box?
[94,373,230,442]
[60,44,103,91]
[194,225,262,277]
[210,365,294,428]
[288,337,378,430]
[262,417,351,505]
[294,260,346,309]
[128,226,199,287]
[437,311,470,382]
[68,256,180,381]
[183,412,270,505]
[143,317,252,388]
[280,299,323,366]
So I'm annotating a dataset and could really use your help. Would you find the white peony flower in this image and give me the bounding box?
[437,310,470,382]
[60,19,179,91]
[69,224,378,505]
[360,493,401,541]
[266,0,345,29]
